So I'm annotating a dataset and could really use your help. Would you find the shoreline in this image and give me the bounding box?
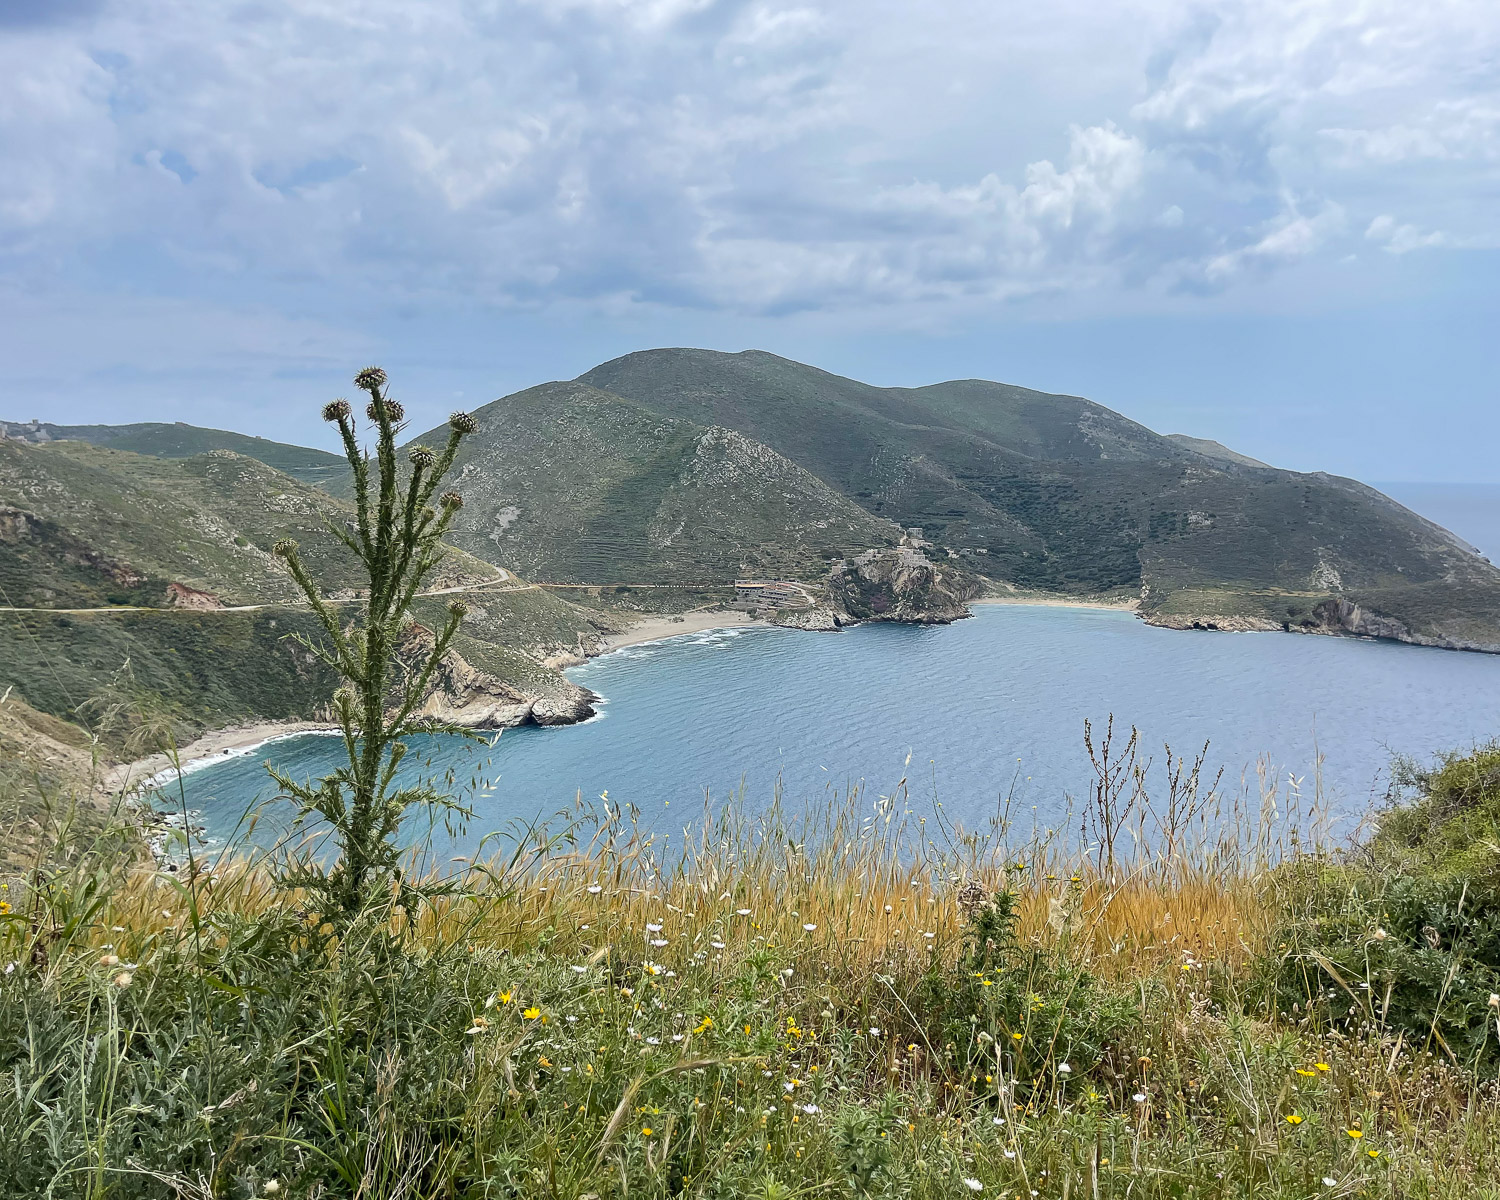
[105,720,338,795]
[595,608,768,653]
[107,598,1132,789]
[972,592,1140,613]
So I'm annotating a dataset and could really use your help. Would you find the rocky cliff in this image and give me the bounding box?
[827,548,981,625]
[398,623,597,729]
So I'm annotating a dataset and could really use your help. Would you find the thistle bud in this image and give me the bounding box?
[440,490,464,510]
[449,410,478,435]
[366,399,406,425]
[354,366,388,392]
[272,538,297,558]
[332,686,356,711]
[322,398,352,423]
[408,445,437,469]
[449,600,469,619]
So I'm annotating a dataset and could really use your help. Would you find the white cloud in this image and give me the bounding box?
[0,0,1496,321]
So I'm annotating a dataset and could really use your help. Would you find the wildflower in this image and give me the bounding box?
[737,908,751,916]
[321,399,351,423]
[641,1127,653,1137]
[1315,1062,1330,1072]
[113,972,133,989]
[1297,1069,1317,1077]
[802,1103,819,1114]
[869,1027,881,1036]
[1373,927,1387,941]
[802,923,816,931]
[711,940,726,949]
[1490,994,1500,1009]
[0,901,9,915]
[440,491,464,510]
[1058,1063,1071,1074]
[498,990,512,1004]
[99,954,119,967]
[264,1184,280,1196]
[449,410,478,435]
[587,884,602,894]
[1367,1149,1381,1159]
[1012,1033,1023,1041]
[1347,1129,1363,1139]
[354,366,388,391]
[650,939,668,947]
[646,923,663,932]
[963,1179,984,1192]
[1322,1178,1337,1188]
[1285,1114,1304,1125]
[408,445,437,469]
[1003,1150,1016,1159]
[523,1007,541,1020]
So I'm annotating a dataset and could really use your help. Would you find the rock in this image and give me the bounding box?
[828,547,981,624]
[165,581,224,610]
[772,606,844,631]
[396,623,597,729]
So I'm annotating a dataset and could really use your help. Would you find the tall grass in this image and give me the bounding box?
[5,720,1498,1198]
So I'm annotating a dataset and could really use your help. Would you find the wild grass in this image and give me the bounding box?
[4,726,1499,1199]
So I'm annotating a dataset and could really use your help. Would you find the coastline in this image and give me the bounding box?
[596,608,767,653]
[972,592,1140,613]
[105,719,338,795]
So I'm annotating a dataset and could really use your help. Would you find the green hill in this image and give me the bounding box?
[0,439,619,746]
[398,380,899,585]
[576,349,1500,649]
[0,419,346,485]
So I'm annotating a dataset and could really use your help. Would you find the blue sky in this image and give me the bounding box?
[1,0,1496,482]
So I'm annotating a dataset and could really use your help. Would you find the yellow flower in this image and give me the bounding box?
[538,1056,553,1067]
[498,990,512,1004]
[1296,1069,1316,1077]
[1347,1129,1363,1139]
[1367,1149,1381,1159]
[1011,1033,1023,1041]
[1285,1114,1303,1125]
[1315,1062,1330,1072]
[523,1006,541,1020]
[0,900,11,915]
[641,1127,653,1137]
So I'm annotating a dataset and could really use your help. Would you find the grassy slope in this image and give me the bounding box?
[0,419,347,485]
[396,380,898,585]
[580,349,1500,640]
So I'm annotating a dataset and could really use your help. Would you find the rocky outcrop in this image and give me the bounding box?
[1144,595,1500,653]
[772,605,845,631]
[398,624,596,729]
[166,581,223,610]
[828,548,981,624]
[1141,612,1280,634]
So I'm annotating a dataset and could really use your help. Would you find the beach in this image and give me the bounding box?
[104,719,337,795]
[597,608,766,652]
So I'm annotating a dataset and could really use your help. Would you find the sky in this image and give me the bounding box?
[2,0,1497,481]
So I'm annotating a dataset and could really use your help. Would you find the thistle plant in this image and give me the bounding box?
[269,366,479,919]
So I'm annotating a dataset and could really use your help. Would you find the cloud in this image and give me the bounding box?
[0,0,1496,324]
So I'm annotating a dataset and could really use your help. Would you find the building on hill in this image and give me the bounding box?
[733,579,812,610]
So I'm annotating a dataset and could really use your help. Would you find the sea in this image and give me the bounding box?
[164,601,1500,863]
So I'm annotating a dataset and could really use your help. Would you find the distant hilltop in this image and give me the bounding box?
[8,347,1500,659]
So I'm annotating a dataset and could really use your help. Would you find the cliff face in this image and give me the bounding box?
[398,624,596,729]
[828,548,981,625]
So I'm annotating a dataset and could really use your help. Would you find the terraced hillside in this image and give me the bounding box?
[399,380,899,585]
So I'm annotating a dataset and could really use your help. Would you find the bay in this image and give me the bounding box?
[169,604,1500,859]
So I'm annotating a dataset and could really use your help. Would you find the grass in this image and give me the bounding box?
[3,732,1500,1198]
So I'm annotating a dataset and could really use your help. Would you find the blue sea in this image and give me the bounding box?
[165,603,1500,860]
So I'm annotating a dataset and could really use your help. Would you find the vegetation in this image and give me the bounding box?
[0,419,349,485]
[3,727,1500,1196]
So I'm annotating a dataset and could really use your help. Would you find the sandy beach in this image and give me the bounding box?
[972,592,1140,613]
[598,608,766,652]
[105,719,337,795]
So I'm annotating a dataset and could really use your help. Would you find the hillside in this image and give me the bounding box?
[0,419,346,486]
[0,439,623,748]
[578,349,1500,649]
[399,380,899,585]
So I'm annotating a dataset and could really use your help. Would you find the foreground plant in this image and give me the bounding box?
[270,366,478,918]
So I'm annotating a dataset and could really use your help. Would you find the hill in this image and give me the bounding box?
[1164,433,1272,469]
[0,419,346,486]
[577,349,1500,649]
[0,439,620,747]
[398,380,900,585]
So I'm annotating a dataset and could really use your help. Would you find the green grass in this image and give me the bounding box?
[3,736,1500,1197]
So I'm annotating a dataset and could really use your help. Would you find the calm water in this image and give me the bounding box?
[169,604,1500,857]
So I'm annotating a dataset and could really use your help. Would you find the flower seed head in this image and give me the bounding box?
[449,600,468,619]
[354,366,387,392]
[408,445,437,469]
[366,398,406,425]
[322,398,352,423]
[440,490,464,510]
[449,410,478,435]
[272,538,297,558]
